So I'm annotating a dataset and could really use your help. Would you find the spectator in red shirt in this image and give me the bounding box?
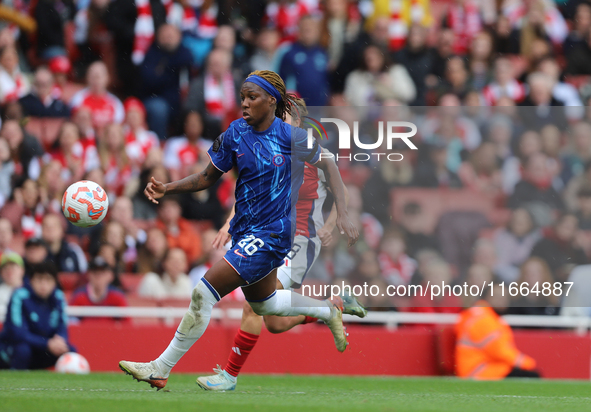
[123,97,159,167]
[156,196,202,265]
[98,123,132,197]
[70,61,124,132]
[69,256,129,323]
[163,110,205,182]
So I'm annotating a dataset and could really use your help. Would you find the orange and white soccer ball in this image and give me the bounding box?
[62,180,109,227]
[55,352,91,374]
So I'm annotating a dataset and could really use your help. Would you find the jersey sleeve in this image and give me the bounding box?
[293,127,321,164]
[207,128,234,173]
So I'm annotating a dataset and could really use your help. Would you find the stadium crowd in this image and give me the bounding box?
[0,0,591,322]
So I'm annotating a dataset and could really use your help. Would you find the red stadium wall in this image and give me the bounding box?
[63,324,591,379]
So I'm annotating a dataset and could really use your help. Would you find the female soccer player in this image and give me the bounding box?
[196,98,367,391]
[119,70,358,390]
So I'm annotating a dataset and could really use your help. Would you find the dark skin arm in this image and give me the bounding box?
[314,153,359,247]
[144,161,223,204]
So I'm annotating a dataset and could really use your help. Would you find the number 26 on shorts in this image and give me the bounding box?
[237,235,265,256]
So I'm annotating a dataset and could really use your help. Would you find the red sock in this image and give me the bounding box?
[302,316,318,324]
[224,329,259,378]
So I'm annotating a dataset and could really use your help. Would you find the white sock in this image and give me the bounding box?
[154,280,219,377]
[250,289,333,322]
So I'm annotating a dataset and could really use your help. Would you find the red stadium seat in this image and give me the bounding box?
[119,273,144,294]
[61,83,85,105]
[58,272,81,292]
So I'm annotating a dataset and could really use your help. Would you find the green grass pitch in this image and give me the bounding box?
[2,371,591,412]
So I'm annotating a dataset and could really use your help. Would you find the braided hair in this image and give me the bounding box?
[246,70,297,121]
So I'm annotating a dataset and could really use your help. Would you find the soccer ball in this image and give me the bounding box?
[55,352,91,374]
[62,180,109,227]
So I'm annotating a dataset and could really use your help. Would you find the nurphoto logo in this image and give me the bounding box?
[305,117,419,162]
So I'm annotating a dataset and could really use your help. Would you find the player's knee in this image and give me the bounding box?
[249,298,278,316]
[189,281,217,318]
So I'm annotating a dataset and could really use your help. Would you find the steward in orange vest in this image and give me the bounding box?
[455,297,540,379]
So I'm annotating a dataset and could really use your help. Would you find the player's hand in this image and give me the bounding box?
[318,225,334,247]
[336,213,359,247]
[212,223,231,249]
[47,335,69,357]
[144,176,166,204]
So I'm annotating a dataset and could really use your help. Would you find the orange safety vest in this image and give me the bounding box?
[454,302,536,380]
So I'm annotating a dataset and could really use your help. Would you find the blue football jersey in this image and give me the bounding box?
[208,117,321,241]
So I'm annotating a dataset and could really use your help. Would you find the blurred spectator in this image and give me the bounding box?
[1,179,46,238]
[19,67,70,118]
[45,121,100,183]
[467,31,494,91]
[108,195,146,255]
[249,28,280,72]
[537,56,583,113]
[1,119,43,181]
[0,252,25,319]
[184,48,240,139]
[492,14,520,55]
[430,28,456,81]
[138,247,191,299]
[565,29,591,75]
[279,15,329,106]
[0,217,14,256]
[70,61,124,131]
[442,0,482,55]
[494,208,542,283]
[320,0,361,73]
[462,263,495,308]
[506,257,560,316]
[0,45,30,104]
[97,220,135,273]
[123,97,159,167]
[531,213,588,275]
[139,24,193,140]
[519,72,568,132]
[563,1,591,57]
[455,284,540,379]
[440,55,473,99]
[34,0,75,60]
[47,56,73,101]
[264,0,314,43]
[502,130,542,195]
[163,110,206,181]
[72,104,97,144]
[132,165,168,220]
[0,137,14,207]
[398,202,438,259]
[104,0,167,97]
[408,258,462,313]
[576,185,591,230]
[0,262,74,370]
[344,44,416,105]
[73,0,111,74]
[457,141,503,197]
[37,160,67,214]
[156,196,203,265]
[508,152,565,214]
[180,163,229,229]
[378,229,417,286]
[23,238,49,276]
[41,213,87,273]
[562,123,591,199]
[69,256,129,323]
[482,57,526,106]
[98,123,132,197]
[503,0,567,46]
[471,238,499,278]
[413,141,462,188]
[136,226,168,274]
[393,24,435,106]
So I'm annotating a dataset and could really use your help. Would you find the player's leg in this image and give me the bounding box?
[196,301,262,391]
[119,258,244,389]
[242,269,349,352]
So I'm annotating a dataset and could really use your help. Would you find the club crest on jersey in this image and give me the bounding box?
[272,154,286,167]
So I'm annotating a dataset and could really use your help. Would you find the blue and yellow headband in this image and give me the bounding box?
[243,75,282,102]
